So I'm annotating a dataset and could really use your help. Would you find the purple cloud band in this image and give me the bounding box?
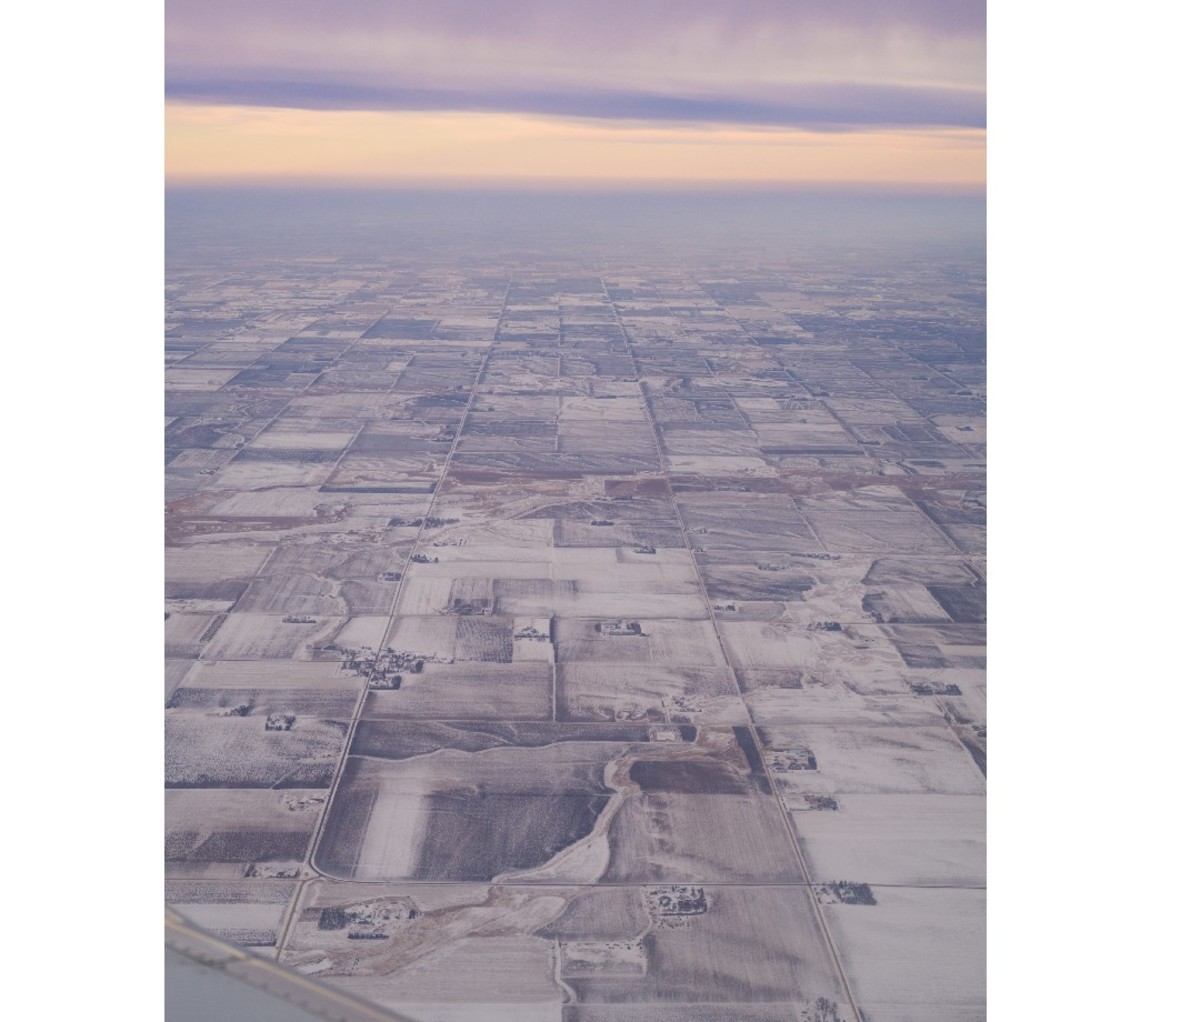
[167,1,985,132]
[166,78,984,131]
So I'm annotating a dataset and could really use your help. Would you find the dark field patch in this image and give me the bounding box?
[311,783,377,879]
[734,669,805,691]
[605,478,671,498]
[928,585,987,623]
[227,368,317,389]
[320,484,436,494]
[701,566,814,602]
[520,499,670,523]
[629,759,748,795]
[412,792,609,880]
[863,556,979,587]
[915,499,987,526]
[257,358,334,372]
[207,928,277,947]
[960,732,987,776]
[449,469,585,485]
[164,579,249,603]
[166,829,310,863]
[352,720,696,759]
[453,451,658,475]
[732,726,770,790]
[167,687,358,717]
[887,622,985,647]
[232,448,341,463]
[311,371,396,390]
[462,417,557,437]
[893,645,951,669]
[278,338,351,353]
[351,434,456,454]
[363,318,438,339]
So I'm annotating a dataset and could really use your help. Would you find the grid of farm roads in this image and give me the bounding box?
[166,233,985,1022]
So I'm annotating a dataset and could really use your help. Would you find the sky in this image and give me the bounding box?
[165,0,985,189]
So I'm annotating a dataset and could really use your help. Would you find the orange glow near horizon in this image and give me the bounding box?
[165,103,985,190]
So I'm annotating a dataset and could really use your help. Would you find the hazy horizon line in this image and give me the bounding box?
[165,178,984,198]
